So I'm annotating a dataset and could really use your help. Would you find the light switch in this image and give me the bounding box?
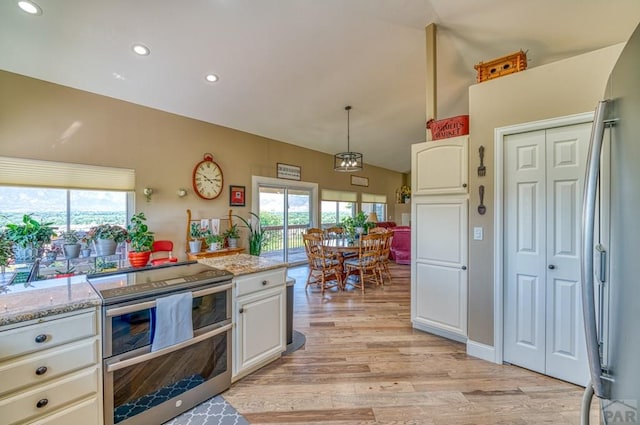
[473,227,483,241]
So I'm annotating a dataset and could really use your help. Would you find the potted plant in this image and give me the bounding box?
[55,265,76,278]
[87,223,128,256]
[126,212,155,267]
[223,223,240,249]
[353,211,374,235]
[189,222,205,253]
[5,214,57,263]
[233,212,266,256]
[204,231,223,252]
[0,230,14,276]
[60,229,81,259]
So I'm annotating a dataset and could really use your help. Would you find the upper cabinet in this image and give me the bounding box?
[411,136,468,195]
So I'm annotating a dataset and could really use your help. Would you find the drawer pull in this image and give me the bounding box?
[239,308,244,314]
[34,334,48,343]
[35,366,48,376]
[36,399,49,408]
[262,280,268,286]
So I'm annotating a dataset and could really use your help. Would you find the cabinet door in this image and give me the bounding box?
[234,286,285,378]
[412,136,468,195]
[411,196,468,339]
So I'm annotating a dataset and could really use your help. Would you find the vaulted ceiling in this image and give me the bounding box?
[2,0,639,173]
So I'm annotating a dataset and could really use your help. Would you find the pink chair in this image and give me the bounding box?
[389,227,410,265]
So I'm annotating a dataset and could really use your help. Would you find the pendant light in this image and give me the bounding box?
[334,106,363,172]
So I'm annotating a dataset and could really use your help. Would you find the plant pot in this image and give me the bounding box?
[63,243,81,259]
[13,244,38,263]
[95,239,117,256]
[189,239,202,253]
[81,248,92,258]
[227,238,238,249]
[128,251,151,268]
[207,242,219,252]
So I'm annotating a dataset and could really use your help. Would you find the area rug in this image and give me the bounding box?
[163,395,249,425]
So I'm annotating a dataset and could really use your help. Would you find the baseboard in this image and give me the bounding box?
[466,339,497,363]
[412,321,467,343]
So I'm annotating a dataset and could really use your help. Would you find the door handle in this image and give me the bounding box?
[548,265,556,270]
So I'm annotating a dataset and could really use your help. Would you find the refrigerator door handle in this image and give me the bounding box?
[581,99,610,400]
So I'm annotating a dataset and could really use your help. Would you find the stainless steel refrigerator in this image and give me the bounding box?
[581,22,640,425]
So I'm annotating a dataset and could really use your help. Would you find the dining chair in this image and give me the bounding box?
[368,226,387,234]
[343,233,383,294]
[302,233,342,294]
[377,231,393,283]
[306,227,324,235]
[324,226,344,239]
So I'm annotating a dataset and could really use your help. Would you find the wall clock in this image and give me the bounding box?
[192,153,224,200]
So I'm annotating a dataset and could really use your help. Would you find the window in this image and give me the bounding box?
[320,189,356,227]
[361,193,387,222]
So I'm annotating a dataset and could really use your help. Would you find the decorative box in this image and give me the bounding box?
[474,50,527,83]
[427,115,469,140]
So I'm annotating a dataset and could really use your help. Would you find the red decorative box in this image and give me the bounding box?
[427,115,469,140]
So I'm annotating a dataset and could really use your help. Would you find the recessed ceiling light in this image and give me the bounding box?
[17,0,42,15]
[132,44,150,56]
[205,74,219,83]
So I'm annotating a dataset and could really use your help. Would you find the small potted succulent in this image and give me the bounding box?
[126,212,155,267]
[223,223,240,249]
[60,229,81,259]
[189,222,205,253]
[87,224,128,256]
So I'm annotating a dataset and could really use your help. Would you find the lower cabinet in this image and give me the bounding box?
[232,268,286,381]
[0,309,102,425]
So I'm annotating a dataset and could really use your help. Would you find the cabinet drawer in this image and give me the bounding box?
[0,338,99,396]
[235,268,285,297]
[0,366,99,425]
[30,396,100,425]
[0,310,97,361]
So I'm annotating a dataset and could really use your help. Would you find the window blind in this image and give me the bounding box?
[321,189,357,202]
[0,157,135,191]
[361,193,387,203]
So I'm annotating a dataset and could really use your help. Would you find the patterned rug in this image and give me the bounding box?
[163,395,249,425]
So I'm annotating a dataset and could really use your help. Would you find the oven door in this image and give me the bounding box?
[103,323,232,425]
[103,283,232,358]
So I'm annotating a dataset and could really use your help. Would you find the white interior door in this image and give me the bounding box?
[504,123,590,386]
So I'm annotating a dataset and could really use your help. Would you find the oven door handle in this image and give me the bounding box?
[105,283,233,317]
[106,322,232,373]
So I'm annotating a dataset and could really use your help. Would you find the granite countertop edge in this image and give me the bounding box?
[0,298,102,327]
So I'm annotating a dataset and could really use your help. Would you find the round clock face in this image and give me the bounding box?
[192,158,223,200]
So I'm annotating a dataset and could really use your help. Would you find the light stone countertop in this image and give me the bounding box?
[197,253,287,276]
[0,275,101,327]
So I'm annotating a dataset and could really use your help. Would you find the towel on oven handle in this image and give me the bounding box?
[151,292,194,352]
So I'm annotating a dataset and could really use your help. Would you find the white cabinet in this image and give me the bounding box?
[0,309,102,425]
[411,136,469,342]
[411,136,468,195]
[232,268,286,381]
[411,197,468,341]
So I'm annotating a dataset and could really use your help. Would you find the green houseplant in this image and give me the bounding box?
[189,222,205,253]
[87,223,128,256]
[127,212,155,267]
[204,231,223,252]
[223,223,240,249]
[60,229,81,259]
[0,230,14,275]
[233,212,266,256]
[5,214,57,263]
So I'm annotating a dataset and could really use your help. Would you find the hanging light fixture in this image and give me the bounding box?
[334,105,363,172]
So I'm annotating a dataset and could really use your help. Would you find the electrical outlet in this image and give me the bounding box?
[473,227,483,241]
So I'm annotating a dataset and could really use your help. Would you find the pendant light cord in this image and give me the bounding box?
[345,105,351,152]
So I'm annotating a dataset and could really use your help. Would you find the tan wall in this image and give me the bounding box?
[0,71,405,253]
[467,44,624,346]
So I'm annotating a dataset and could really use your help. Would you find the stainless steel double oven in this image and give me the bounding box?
[88,262,233,425]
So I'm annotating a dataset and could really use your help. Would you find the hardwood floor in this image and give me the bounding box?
[224,262,599,424]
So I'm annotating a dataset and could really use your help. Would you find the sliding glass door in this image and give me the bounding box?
[254,177,317,265]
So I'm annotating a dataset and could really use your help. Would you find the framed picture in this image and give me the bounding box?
[350,175,369,187]
[229,185,245,206]
[277,163,301,180]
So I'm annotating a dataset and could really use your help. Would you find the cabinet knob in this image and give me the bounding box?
[239,308,244,314]
[548,264,556,270]
[262,280,268,286]
[36,399,49,408]
[461,266,467,270]
[34,334,47,344]
[35,366,48,376]
[462,183,468,188]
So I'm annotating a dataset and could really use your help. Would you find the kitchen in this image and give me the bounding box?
[2,1,640,424]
